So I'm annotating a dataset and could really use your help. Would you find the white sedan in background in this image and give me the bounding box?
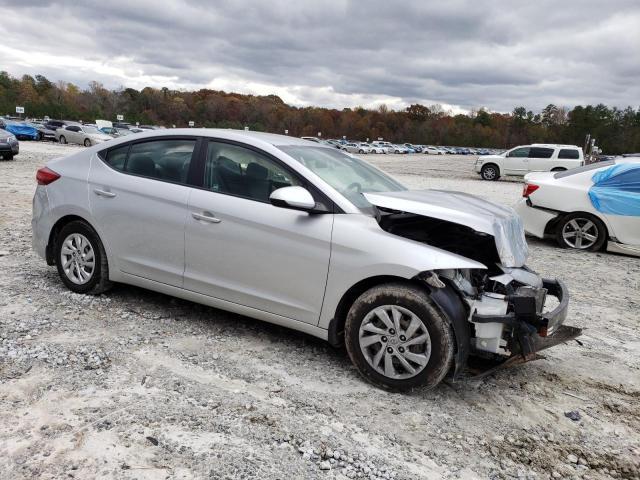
[422,146,444,155]
[515,158,640,256]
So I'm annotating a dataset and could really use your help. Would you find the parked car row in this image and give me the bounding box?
[0,116,158,148]
[300,136,503,156]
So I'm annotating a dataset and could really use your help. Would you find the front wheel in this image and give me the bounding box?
[345,283,454,391]
[84,138,91,147]
[59,136,67,144]
[55,220,112,294]
[555,213,607,251]
[480,163,500,181]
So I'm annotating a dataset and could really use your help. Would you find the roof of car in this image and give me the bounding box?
[125,128,318,146]
[530,143,580,149]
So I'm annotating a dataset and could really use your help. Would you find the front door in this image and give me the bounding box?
[503,147,530,175]
[184,140,333,324]
[89,137,199,286]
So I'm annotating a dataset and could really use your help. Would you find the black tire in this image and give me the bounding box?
[555,212,607,252]
[345,283,455,391]
[480,163,500,181]
[84,138,91,147]
[37,132,43,141]
[54,220,112,294]
[59,135,67,144]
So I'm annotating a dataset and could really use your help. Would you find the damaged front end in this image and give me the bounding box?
[365,189,582,378]
[436,268,582,378]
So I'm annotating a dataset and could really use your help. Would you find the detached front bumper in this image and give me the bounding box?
[472,278,581,360]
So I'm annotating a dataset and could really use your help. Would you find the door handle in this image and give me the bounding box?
[94,188,116,198]
[192,212,222,224]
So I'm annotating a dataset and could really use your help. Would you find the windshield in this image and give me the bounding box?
[279,145,406,208]
[83,126,99,134]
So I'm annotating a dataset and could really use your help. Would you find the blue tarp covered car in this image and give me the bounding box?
[4,121,39,140]
[588,163,640,216]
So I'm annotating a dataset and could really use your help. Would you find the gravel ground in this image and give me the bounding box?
[1,142,639,480]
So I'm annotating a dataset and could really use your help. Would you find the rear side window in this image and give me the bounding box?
[126,140,196,184]
[529,147,554,158]
[558,149,580,159]
[105,144,129,171]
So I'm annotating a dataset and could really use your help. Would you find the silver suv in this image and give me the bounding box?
[32,130,580,390]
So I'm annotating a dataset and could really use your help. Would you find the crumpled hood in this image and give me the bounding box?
[364,189,528,267]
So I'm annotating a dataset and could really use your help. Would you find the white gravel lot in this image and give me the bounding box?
[0,142,639,480]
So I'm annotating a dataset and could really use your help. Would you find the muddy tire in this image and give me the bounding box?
[55,220,113,295]
[345,283,454,391]
[555,212,607,252]
[481,163,500,181]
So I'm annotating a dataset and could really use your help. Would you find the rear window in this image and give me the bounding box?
[554,160,614,178]
[529,147,554,158]
[105,144,129,171]
[558,149,580,159]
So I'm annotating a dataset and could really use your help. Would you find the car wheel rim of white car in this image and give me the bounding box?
[60,233,96,285]
[483,167,496,179]
[562,218,598,249]
[359,305,431,379]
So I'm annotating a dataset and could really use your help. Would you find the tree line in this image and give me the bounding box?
[1,71,639,154]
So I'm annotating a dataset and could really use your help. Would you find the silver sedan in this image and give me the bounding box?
[55,124,113,147]
[32,129,579,389]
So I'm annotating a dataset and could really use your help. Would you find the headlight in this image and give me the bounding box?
[8,135,17,142]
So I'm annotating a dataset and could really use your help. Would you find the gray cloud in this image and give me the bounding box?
[0,0,638,112]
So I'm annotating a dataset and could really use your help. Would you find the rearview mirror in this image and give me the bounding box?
[269,186,317,212]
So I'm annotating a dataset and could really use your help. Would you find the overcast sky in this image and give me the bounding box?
[0,0,638,113]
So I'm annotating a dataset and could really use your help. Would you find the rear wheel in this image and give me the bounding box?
[55,221,112,294]
[480,163,500,181]
[555,213,607,251]
[59,136,67,144]
[345,283,454,391]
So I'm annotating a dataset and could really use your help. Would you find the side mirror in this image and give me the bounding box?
[269,186,317,212]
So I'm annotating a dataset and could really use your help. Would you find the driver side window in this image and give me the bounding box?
[508,147,530,158]
[204,141,301,203]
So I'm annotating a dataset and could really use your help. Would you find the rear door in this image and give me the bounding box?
[528,147,555,172]
[89,137,201,286]
[184,139,333,324]
[503,147,530,175]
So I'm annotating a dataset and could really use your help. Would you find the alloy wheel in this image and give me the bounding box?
[562,218,598,249]
[482,166,497,180]
[60,233,96,284]
[358,305,431,379]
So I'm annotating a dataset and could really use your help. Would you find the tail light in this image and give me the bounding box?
[36,167,60,185]
[522,183,539,197]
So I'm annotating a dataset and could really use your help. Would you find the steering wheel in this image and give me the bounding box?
[346,182,362,193]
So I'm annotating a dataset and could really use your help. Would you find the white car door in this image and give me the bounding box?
[184,140,333,325]
[527,147,555,172]
[503,147,530,175]
[89,137,199,286]
[65,126,81,144]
